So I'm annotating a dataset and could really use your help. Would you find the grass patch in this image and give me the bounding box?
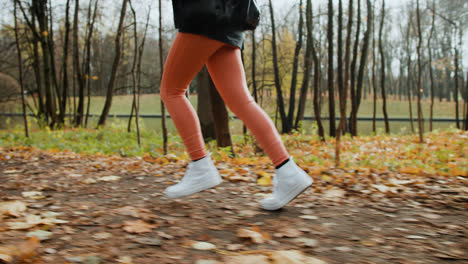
[4,94,464,118]
[1,125,466,177]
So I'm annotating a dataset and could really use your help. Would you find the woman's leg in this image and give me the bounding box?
[160,33,224,160]
[206,46,289,167]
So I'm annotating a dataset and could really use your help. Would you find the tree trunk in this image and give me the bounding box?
[32,20,46,120]
[14,0,29,137]
[268,0,287,133]
[454,47,460,129]
[159,0,168,154]
[428,2,435,132]
[379,0,389,133]
[295,0,313,129]
[33,0,57,127]
[197,67,216,140]
[327,0,336,137]
[406,15,415,133]
[335,0,344,167]
[129,5,150,134]
[371,1,376,133]
[59,0,71,125]
[251,31,258,103]
[84,0,99,128]
[208,76,234,154]
[286,0,304,134]
[416,0,424,142]
[17,1,46,119]
[73,0,85,127]
[352,0,372,136]
[47,0,61,125]
[464,72,468,130]
[97,0,129,127]
[349,0,361,135]
[311,3,324,140]
[344,0,353,133]
[129,1,141,146]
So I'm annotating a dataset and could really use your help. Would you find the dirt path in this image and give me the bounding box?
[0,147,466,264]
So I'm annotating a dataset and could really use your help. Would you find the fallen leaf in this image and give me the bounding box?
[22,191,45,199]
[293,238,318,248]
[270,250,328,264]
[256,171,272,186]
[323,188,345,200]
[83,178,97,184]
[399,167,422,174]
[132,237,162,246]
[122,220,157,233]
[26,230,53,240]
[237,228,266,244]
[274,227,302,238]
[300,215,319,220]
[229,175,251,182]
[92,232,113,240]
[0,237,41,263]
[115,206,140,217]
[223,255,269,264]
[98,175,121,182]
[191,241,216,250]
[0,201,27,217]
[117,256,133,264]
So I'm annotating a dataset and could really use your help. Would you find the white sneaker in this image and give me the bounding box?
[261,158,313,210]
[164,154,222,199]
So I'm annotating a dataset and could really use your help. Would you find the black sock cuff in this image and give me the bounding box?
[275,158,290,169]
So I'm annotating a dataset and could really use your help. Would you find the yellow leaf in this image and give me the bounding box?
[450,168,467,177]
[42,31,48,37]
[399,167,422,174]
[256,171,272,186]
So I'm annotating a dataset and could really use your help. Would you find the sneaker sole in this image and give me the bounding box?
[164,176,222,199]
[262,177,313,211]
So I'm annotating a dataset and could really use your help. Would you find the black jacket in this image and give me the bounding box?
[172,0,245,49]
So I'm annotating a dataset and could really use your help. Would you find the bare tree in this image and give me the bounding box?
[84,0,99,127]
[405,11,415,133]
[327,0,336,137]
[335,0,344,167]
[371,1,377,133]
[285,0,304,133]
[349,0,361,134]
[416,0,424,142]
[295,0,314,129]
[268,0,287,133]
[463,72,468,130]
[14,0,29,137]
[129,0,141,146]
[73,0,85,127]
[428,1,435,131]
[159,0,168,154]
[344,0,354,134]
[97,0,129,127]
[59,0,71,125]
[379,0,389,133]
[312,2,324,140]
[129,4,150,136]
[251,31,258,103]
[351,0,372,136]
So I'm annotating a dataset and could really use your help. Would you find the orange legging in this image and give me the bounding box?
[160,32,289,167]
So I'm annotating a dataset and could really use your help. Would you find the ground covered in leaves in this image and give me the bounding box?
[0,130,467,264]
